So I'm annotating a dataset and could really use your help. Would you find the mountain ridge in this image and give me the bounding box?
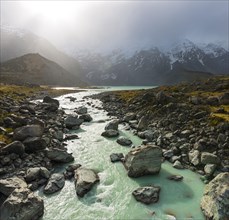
[67,39,228,85]
[0,53,87,86]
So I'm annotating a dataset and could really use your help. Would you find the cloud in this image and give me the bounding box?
[1,1,228,52]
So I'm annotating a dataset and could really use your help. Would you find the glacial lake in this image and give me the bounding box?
[38,88,205,220]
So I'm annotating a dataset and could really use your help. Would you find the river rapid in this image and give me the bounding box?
[39,88,205,220]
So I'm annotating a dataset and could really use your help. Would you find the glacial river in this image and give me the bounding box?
[39,88,205,220]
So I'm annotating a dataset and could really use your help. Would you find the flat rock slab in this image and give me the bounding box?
[74,168,99,197]
[132,185,161,204]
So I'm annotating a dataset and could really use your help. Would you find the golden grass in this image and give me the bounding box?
[0,134,11,144]
[211,113,229,122]
[114,90,143,102]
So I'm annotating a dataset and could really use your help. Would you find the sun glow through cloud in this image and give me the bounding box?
[22,1,85,22]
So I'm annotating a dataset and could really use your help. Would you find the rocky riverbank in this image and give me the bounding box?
[91,76,229,219]
[0,84,95,219]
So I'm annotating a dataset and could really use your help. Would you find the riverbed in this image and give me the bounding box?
[39,89,205,220]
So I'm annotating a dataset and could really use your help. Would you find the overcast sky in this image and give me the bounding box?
[1,0,229,52]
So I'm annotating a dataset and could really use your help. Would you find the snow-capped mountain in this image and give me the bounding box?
[68,39,228,85]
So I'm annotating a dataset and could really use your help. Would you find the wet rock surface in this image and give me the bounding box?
[132,185,161,204]
[124,145,162,177]
[43,173,65,194]
[74,167,99,197]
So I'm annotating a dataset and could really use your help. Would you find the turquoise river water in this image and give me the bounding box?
[38,88,205,220]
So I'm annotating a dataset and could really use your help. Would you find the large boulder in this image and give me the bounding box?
[23,137,47,153]
[76,106,87,114]
[132,185,161,204]
[43,173,65,194]
[0,187,44,220]
[13,125,44,141]
[201,152,220,165]
[74,168,99,197]
[0,177,27,196]
[101,130,119,138]
[116,136,132,146]
[25,167,50,183]
[46,148,74,163]
[201,172,229,220]
[64,115,84,129]
[124,145,162,177]
[105,120,119,131]
[43,96,59,107]
[0,141,25,156]
[0,177,44,220]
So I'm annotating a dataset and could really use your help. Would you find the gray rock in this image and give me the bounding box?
[74,168,99,197]
[0,187,44,220]
[25,168,41,182]
[64,134,79,141]
[25,167,50,183]
[105,120,119,131]
[46,148,74,163]
[173,160,184,169]
[188,150,200,166]
[116,136,132,146]
[201,152,220,165]
[125,144,162,177]
[76,106,87,114]
[43,96,59,107]
[0,141,25,156]
[137,116,148,131]
[123,112,136,122]
[194,111,207,119]
[65,115,84,129]
[110,153,124,162]
[167,175,183,181]
[53,130,64,141]
[163,149,174,159]
[43,173,65,194]
[79,114,93,122]
[101,129,119,138]
[132,185,161,204]
[201,172,229,220]
[138,130,155,141]
[218,92,229,105]
[23,137,47,153]
[204,164,217,175]
[40,167,50,179]
[0,177,27,196]
[13,125,44,141]
[1,156,11,165]
[156,91,172,104]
